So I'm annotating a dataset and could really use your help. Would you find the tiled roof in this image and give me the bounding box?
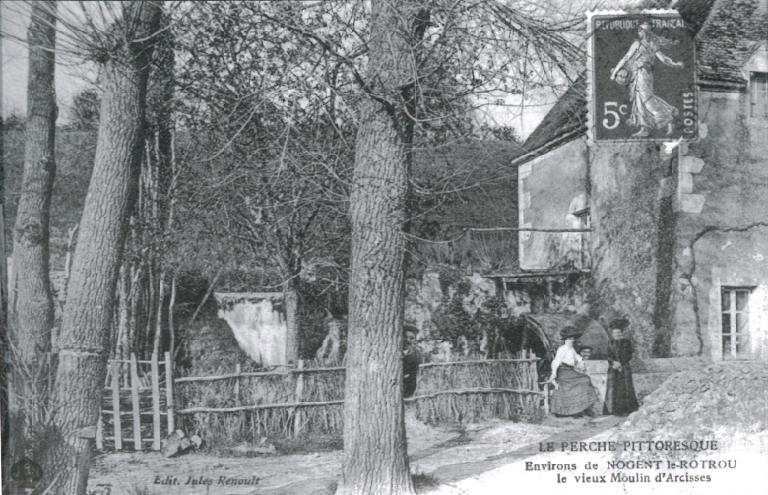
[512,75,587,164]
[695,0,768,85]
[515,0,766,164]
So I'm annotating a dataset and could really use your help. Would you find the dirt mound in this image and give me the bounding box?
[613,361,768,455]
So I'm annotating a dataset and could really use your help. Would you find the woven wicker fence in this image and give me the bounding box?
[175,355,542,445]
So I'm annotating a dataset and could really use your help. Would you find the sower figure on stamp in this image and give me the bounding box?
[548,326,598,417]
[603,317,639,416]
[610,20,685,137]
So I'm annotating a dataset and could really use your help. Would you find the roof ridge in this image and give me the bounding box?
[513,0,766,166]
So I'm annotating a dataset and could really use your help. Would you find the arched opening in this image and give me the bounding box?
[520,313,610,380]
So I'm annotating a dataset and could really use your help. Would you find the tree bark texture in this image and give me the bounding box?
[339,2,424,494]
[8,0,57,467]
[40,3,161,494]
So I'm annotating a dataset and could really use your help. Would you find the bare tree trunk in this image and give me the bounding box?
[338,2,425,494]
[129,262,140,356]
[152,268,165,356]
[187,269,222,326]
[40,4,161,493]
[135,28,175,359]
[168,271,177,359]
[8,0,57,470]
[284,282,298,365]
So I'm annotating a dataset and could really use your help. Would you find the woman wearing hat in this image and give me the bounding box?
[547,326,597,416]
[603,318,639,416]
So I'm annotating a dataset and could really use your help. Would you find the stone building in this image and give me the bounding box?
[513,0,768,361]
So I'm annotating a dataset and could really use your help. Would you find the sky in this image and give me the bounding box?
[1,1,97,124]
[0,0,621,138]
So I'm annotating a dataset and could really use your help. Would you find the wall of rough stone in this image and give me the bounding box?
[586,85,768,361]
[405,270,498,338]
[588,143,673,358]
[518,48,768,362]
[503,274,588,316]
[671,87,768,360]
[404,269,583,356]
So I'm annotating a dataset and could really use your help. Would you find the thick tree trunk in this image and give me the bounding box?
[8,0,57,468]
[338,2,423,494]
[40,4,161,494]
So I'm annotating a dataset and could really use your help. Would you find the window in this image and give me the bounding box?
[573,208,591,269]
[750,72,768,119]
[721,287,751,358]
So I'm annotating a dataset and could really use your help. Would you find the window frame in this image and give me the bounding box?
[720,287,752,359]
[749,71,768,119]
[572,208,591,270]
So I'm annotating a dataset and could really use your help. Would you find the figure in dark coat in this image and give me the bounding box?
[603,318,639,416]
[402,326,421,398]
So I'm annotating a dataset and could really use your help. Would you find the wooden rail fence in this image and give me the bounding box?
[96,351,174,451]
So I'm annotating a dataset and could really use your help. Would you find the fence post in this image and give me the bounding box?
[96,410,103,451]
[130,353,142,451]
[151,352,162,450]
[293,360,304,437]
[234,363,245,433]
[234,363,241,405]
[110,361,122,450]
[164,351,175,433]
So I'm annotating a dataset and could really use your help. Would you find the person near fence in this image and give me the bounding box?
[548,326,597,416]
[603,318,639,416]
[402,326,422,398]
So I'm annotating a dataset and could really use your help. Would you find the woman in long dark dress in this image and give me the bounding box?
[603,318,639,416]
[548,326,597,416]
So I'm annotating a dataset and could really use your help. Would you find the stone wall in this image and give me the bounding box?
[585,85,768,361]
[404,269,584,359]
[503,274,588,316]
[671,87,768,360]
[405,270,497,338]
[518,38,768,362]
[588,143,673,358]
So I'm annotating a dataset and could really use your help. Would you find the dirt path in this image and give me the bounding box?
[418,415,624,484]
[88,415,624,495]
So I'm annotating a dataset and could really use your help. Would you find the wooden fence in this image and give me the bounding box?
[97,352,174,452]
[174,354,544,445]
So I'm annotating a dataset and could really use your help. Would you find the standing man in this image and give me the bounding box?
[402,326,421,398]
[576,345,593,372]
